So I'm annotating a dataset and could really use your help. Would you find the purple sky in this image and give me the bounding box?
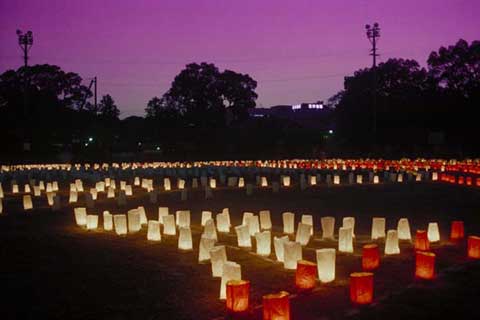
[1,0,479,118]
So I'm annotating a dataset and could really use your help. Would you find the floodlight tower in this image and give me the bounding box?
[365,23,380,138]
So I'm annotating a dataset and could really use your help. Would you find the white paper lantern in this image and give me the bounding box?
[120,181,127,190]
[274,235,289,262]
[33,186,41,197]
[103,211,113,230]
[147,220,161,241]
[90,188,98,200]
[158,207,169,224]
[373,175,380,184]
[259,210,272,230]
[342,217,356,238]
[176,210,191,228]
[163,214,176,235]
[301,214,314,235]
[338,227,353,253]
[107,187,115,198]
[371,217,386,240]
[96,181,105,192]
[12,184,19,193]
[69,190,78,203]
[238,177,245,188]
[316,248,336,283]
[201,211,212,226]
[198,235,216,262]
[216,212,230,233]
[283,241,302,270]
[86,215,98,230]
[385,230,400,254]
[246,215,260,236]
[134,177,140,186]
[75,179,84,192]
[52,181,59,191]
[137,206,148,225]
[210,245,227,277]
[242,212,254,225]
[163,178,171,191]
[334,175,340,185]
[113,214,127,235]
[178,227,193,250]
[210,178,217,189]
[203,219,218,241]
[282,176,291,187]
[321,216,335,240]
[397,218,412,240]
[220,261,242,299]
[74,207,87,226]
[0,199,2,214]
[295,223,312,246]
[255,231,271,256]
[177,179,186,189]
[125,185,133,196]
[427,222,440,242]
[235,225,252,248]
[282,212,295,234]
[46,192,55,206]
[260,176,268,187]
[127,209,141,233]
[432,172,438,181]
[397,174,403,183]
[222,208,231,225]
[24,184,31,193]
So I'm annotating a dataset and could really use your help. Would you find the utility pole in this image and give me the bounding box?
[16,29,33,149]
[365,23,380,140]
[94,76,97,111]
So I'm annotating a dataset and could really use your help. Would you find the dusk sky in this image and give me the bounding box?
[1,0,479,118]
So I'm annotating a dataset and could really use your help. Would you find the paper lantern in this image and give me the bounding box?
[12,184,19,193]
[397,218,412,240]
[199,235,216,262]
[415,251,435,280]
[210,178,217,189]
[467,236,480,259]
[338,227,353,253]
[282,176,291,187]
[69,191,78,203]
[137,206,148,225]
[342,217,355,238]
[203,218,218,241]
[371,217,386,240]
[415,230,430,251]
[274,235,289,262]
[259,210,272,230]
[201,211,212,226]
[356,175,363,184]
[177,179,185,189]
[176,210,190,228]
[24,184,31,193]
[226,280,250,313]
[320,216,335,240]
[309,175,317,186]
[362,244,380,271]
[163,178,171,191]
[262,291,290,320]
[242,212,254,225]
[427,222,440,242]
[282,212,295,234]
[163,214,176,235]
[220,261,241,299]
[373,175,379,184]
[283,241,302,270]
[384,230,400,255]
[295,223,312,246]
[334,175,340,185]
[210,245,227,277]
[246,215,260,236]
[222,208,231,225]
[216,212,231,233]
[127,209,141,232]
[295,260,317,289]
[125,185,133,196]
[178,227,193,250]
[316,248,336,282]
[113,214,127,235]
[147,220,161,241]
[107,187,115,198]
[238,177,245,188]
[33,186,41,197]
[432,172,438,181]
[350,272,374,304]
[301,214,314,235]
[255,231,271,256]
[46,192,55,206]
[86,215,98,230]
[235,225,252,248]
[450,220,464,241]
[103,211,113,230]
[74,207,87,226]
[158,207,169,224]
[89,188,98,200]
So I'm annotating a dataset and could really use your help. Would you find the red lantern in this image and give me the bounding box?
[466,177,472,186]
[362,244,380,271]
[476,178,480,187]
[415,251,435,280]
[263,291,290,320]
[467,236,480,259]
[295,260,317,290]
[415,230,430,251]
[350,272,374,305]
[450,221,464,241]
[458,176,465,185]
[226,280,250,313]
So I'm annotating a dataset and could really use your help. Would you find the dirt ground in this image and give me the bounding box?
[1,182,480,320]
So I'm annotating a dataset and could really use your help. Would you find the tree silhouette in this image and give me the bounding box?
[98,94,120,120]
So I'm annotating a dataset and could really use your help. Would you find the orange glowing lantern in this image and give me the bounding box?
[362,244,380,271]
[415,230,430,251]
[263,291,290,320]
[226,280,250,313]
[458,176,465,185]
[350,272,374,305]
[295,260,317,290]
[467,236,480,259]
[466,177,472,186]
[450,220,464,241]
[415,251,435,280]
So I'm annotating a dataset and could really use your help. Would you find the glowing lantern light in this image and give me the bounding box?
[385,230,400,255]
[46,192,54,206]
[362,244,380,271]
[295,260,317,290]
[373,175,379,184]
[274,235,289,262]
[216,212,231,233]
[107,187,115,198]
[309,175,317,186]
[397,218,412,240]
[210,245,227,277]
[201,211,212,226]
[33,186,41,197]
[238,177,245,188]
[450,220,464,241]
[177,179,185,189]
[74,207,87,226]
[295,223,312,246]
[356,175,363,184]
[147,220,161,241]
[415,251,435,280]
[371,217,386,240]
[283,241,302,270]
[113,214,127,235]
[242,212,254,225]
[137,206,148,225]
[427,222,440,242]
[255,231,271,256]
[246,215,260,236]
[90,188,98,200]
[350,272,374,305]
[86,215,98,230]
[467,236,480,259]
[178,227,193,250]
[176,210,190,228]
[261,176,268,187]
[199,235,216,262]
[262,291,290,320]
[163,178,171,191]
[415,230,430,251]
[334,175,340,185]
[259,210,272,230]
[24,184,31,193]
[125,185,133,196]
[203,218,218,241]
[235,225,252,248]
[158,207,169,224]
[282,176,291,187]
[282,212,295,234]
[12,184,19,194]
[321,216,335,240]
[301,214,314,235]
[432,172,438,181]
[69,190,78,203]
[163,214,176,235]
[316,248,336,282]
[210,178,217,189]
[103,211,113,231]
[226,280,250,313]
[338,227,353,253]
[342,217,355,238]
[220,261,241,300]
[127,209,141,232]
